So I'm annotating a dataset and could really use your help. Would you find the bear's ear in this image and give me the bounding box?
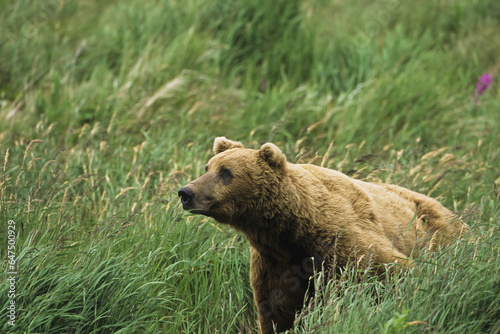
[213,137,244,154]
[259,143,286,170]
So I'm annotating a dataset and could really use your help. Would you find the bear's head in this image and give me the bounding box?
[178,137,287,225]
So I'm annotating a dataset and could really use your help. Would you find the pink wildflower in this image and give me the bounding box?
[474,73,493,104]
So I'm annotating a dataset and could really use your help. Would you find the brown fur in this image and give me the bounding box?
[178,137,467,334]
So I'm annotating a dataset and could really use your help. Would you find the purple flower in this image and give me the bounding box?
[474,73,493,104]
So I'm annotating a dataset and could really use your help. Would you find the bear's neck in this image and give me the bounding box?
[245,219,305,263]
[235,210,325,265]
[232,174,332,264]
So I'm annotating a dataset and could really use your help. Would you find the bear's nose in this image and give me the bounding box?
[178,187,195,208]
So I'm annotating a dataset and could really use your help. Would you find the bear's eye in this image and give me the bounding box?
[219,167,233,184]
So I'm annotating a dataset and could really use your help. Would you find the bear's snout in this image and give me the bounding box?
[178,187,195,209]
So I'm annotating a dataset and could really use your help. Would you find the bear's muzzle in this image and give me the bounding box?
[178,187,195,210]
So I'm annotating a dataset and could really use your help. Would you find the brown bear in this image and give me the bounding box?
[178,137,467,334]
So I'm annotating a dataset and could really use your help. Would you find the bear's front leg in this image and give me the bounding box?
[250,248,310,334]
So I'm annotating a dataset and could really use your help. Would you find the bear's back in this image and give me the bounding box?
[290,163,463,255]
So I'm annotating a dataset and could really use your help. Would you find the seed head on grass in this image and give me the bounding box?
[260,77,267,92]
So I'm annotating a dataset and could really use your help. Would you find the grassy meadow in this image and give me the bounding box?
[1,0,500,333]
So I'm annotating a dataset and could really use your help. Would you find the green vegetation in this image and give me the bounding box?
[1,0,499,332]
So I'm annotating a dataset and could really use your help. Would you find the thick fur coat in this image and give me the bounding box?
[178,137,467,334]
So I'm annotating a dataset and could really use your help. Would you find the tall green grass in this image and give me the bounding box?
[1,0,499,333]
